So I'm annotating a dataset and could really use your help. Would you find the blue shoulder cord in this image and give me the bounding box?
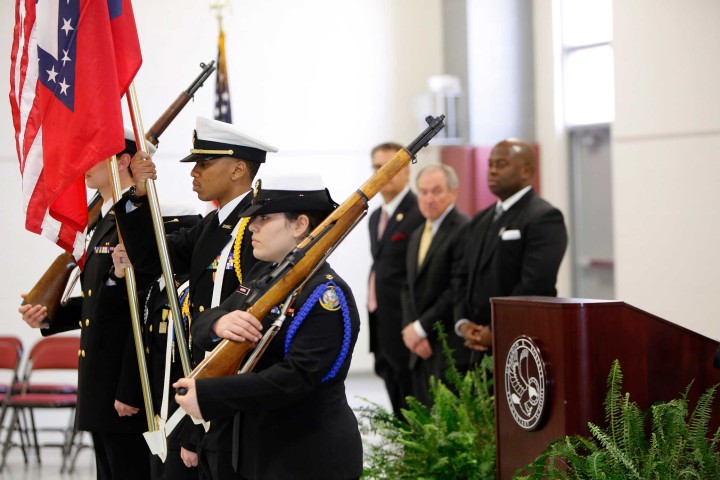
[283,281,352,382]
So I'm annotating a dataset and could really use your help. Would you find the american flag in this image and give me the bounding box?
[214,27,232,123]
[9,0,141,261]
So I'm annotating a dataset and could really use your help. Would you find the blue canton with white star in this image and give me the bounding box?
[37,0,124,112]
[37,0,79,111]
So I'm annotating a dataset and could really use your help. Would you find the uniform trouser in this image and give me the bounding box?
[150,448,199,480]
[198,447,241,480]
[91,431,151,480]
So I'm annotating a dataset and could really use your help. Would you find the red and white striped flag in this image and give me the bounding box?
[9,0,141,262]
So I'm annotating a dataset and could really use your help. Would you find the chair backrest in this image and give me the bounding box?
[0,337,22,372]
[28,337,80,371]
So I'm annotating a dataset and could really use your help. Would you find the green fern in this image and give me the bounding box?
[515,360,720,479]
[605,359,624,447]
[360,323,496,479]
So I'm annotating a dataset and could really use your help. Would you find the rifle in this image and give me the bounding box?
[21,60,217,322]
[145,61,216,147]
[186,115,446,382]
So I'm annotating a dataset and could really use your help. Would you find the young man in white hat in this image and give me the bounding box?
[115,117,277,480]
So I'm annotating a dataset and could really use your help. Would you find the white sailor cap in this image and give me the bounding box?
[180,117,278,163]
[241,175,338,217]
[123,127,157,155]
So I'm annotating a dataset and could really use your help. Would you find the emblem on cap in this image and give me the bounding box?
[504,336,548,431]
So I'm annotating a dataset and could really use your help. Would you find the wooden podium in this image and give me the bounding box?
[491,296,720,479]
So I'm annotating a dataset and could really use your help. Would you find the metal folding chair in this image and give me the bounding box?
[0,336,79,473]
[0,337,23,428]
[0,336,27,467]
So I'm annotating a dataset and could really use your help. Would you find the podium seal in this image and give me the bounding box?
[504,336,548,431]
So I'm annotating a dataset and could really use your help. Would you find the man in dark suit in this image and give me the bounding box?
[19,132,153,480]
[367,142,424,415]
[116,117,275,479]
[400,164,470,406]
[454,138,568,353]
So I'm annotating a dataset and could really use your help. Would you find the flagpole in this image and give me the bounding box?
[125,83,193,378]
[106,156,156,432]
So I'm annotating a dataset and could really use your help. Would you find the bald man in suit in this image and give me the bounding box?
[454,139,568,354]
[367,142,424,415]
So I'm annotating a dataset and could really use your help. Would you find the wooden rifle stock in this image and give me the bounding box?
[187,115,446,381]
[22,195,103,322]
[145,60,216,146]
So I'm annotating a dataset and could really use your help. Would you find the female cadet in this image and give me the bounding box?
[173,175,363,480]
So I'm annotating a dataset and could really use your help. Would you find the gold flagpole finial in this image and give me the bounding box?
[210,0,229,24]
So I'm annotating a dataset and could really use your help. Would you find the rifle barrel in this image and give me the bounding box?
[145,60,216,146]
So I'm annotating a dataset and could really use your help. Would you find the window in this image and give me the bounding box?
[561,0,614,126]
[561,0,615,299]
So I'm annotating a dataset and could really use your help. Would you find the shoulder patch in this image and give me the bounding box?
[318,285,341,311]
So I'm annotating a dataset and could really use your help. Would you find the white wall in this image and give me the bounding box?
[612,0,720,340]
[532,0,572,298]
[467,0,536,144]
[0,0,444,371]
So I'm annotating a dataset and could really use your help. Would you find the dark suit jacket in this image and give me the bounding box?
[115,194,262,451]
[368,190,424,371]
[455,189,568,326]
[401,207,471,373]
[115,196,258,333]
[192,262,363,480]
[44,207,150,433]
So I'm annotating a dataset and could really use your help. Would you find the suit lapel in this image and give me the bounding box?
[477,215,504,272]
[87,209,116,262]
[190,198,251,292]
[191,211,223,279]
[376,192,415,257]
[466,208,495,294]
[369,209,380,258]
[476,190,534,271]
[407,226,421,280]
